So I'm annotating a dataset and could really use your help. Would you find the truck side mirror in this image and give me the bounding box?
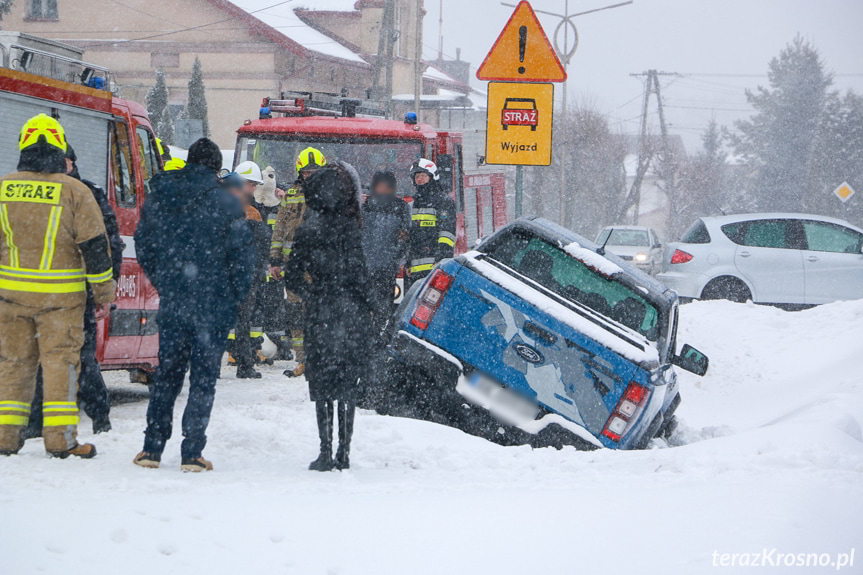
[673,344,709,376]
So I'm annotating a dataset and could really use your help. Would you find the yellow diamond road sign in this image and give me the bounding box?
[485,82,554,166]
[833,181,855,203]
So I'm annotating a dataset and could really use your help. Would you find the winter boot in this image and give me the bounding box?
[181,456,214,473]
[92,416,112,434]
[309,401,335,471]
[133,451,161,468]
[236,365,263,379]
[335,401,356,470]
[49,443,97,459]
[256,351,274,366]
[226,353,237,366]
[284,363,306,378]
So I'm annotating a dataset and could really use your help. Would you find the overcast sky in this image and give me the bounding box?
[423,0,863,151]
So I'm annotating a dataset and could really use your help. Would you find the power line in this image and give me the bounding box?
[77,0,297,48]
[666,104,752,112]
[681,72,863,78]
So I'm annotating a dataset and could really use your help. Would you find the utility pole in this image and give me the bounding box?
[371,0,396,118]
[438,0,444,60]
[384,0,395,117]
[623,69,680,226]
[414,0,424,123]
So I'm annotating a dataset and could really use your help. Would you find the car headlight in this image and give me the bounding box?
[634,253,648,262]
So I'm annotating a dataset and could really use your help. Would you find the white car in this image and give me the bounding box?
[595,225,663,274]
[657,213,863,305]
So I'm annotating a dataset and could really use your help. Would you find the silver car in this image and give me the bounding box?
[595,225,663,275]
[657,213,863,305]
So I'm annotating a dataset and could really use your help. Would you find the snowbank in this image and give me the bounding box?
[1,300,861,574]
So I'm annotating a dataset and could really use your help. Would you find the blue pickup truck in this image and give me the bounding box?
[384,217,708,450]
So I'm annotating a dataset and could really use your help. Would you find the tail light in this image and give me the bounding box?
[410,269,454,330]
[602,382,649,442]
[670,249,693,264]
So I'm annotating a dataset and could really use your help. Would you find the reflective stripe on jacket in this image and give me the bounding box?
[269,182,307,265]
[408,184,456,275]
[0,171,115,307]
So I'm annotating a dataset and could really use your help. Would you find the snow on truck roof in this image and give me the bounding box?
[227,0,367,64]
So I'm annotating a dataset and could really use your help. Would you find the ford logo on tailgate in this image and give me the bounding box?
[514,343,544,364]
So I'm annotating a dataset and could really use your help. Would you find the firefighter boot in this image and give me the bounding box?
[0,437,24,456]
[237,365,263,379]
[49,443,97,459]
[309,401,335,471]
[335,401,356,471]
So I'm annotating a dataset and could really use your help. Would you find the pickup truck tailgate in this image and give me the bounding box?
[419,259,643,437]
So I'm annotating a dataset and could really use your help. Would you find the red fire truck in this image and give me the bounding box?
[235,92,508,298]
[0,33,162,379]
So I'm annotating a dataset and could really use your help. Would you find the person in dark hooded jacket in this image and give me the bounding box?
[133,138,254,472]
[284,161,372,471]
[362,171,410,331]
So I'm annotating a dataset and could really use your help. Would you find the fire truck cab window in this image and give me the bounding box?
[237,137,423,196]
[136,126,161,196]
[112,122,136,208]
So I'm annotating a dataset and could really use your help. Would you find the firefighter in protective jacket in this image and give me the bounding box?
[268,147,327,378]
[407,159,456,282]
[0,114,116,458]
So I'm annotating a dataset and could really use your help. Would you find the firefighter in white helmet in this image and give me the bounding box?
[407,158,456,284]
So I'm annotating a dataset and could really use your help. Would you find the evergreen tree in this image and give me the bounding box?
[680,120,730,221]
[804,91,863,224]
[731,36,832,212]
[186,57,210,138]
[146,69,174,145]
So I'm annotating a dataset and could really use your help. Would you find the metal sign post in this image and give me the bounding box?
[477,1,567,218]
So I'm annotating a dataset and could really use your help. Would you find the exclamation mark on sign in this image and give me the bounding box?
[518,25,527,74]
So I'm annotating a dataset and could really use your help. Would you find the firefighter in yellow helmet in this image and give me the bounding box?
[0,114,116,458]
[155,137,186,171]
[267,147,326,378]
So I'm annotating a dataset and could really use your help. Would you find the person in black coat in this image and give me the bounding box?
[133,138,254,472]
[284,161,372,471]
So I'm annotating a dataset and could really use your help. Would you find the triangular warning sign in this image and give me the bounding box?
[476,1,567,83]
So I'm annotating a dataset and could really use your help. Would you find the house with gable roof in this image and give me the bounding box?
[3,0,471,147]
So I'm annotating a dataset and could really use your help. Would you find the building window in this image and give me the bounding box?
[151,52,180,68]
[27,0,58,20]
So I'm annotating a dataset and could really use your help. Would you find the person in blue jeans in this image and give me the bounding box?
[132,139,254,472]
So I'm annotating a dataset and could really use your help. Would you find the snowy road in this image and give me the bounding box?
[2,301,862,574]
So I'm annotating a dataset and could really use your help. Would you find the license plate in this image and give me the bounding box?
[461,372,541,426]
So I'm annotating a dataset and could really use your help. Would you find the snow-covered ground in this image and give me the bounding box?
[2,300,862,574]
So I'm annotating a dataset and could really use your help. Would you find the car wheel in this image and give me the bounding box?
[701,276,751,303]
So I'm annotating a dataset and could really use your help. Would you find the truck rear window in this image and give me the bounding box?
[481,230,660,340]
[236,136,422,195]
